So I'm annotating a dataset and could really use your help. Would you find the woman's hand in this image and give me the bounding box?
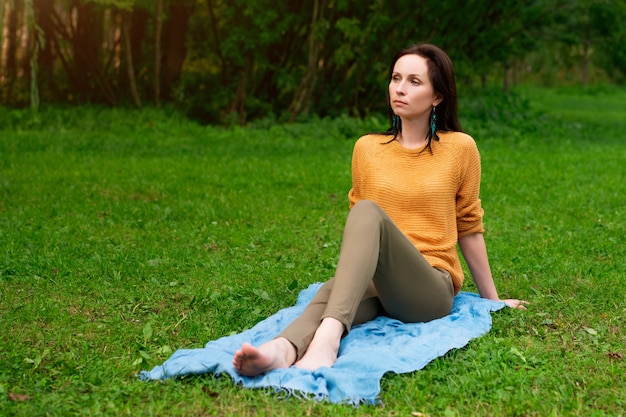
[502,299,529,310]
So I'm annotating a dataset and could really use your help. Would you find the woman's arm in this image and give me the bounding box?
[458,232,528,309]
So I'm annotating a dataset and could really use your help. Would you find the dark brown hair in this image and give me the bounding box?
[385,43,463,149]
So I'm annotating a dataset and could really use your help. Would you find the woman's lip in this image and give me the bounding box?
[393,100,407,105]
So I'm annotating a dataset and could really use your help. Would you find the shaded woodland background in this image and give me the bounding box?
[1,0,625,123]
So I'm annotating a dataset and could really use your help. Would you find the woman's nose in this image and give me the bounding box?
[396,82,406,95]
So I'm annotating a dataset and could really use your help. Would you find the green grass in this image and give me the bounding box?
[1,86,625,416]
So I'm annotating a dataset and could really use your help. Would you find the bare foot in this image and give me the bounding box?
[232,338,296,376]
[294,317,344,371]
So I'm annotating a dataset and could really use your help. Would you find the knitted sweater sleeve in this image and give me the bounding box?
[456,138,484,237]
[347,136,366,208]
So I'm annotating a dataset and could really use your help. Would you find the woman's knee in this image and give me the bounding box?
[351,200,384,218]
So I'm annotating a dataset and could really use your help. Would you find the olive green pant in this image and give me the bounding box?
[278,200,455,360]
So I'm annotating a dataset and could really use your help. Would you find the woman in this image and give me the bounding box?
[233,43,527,376]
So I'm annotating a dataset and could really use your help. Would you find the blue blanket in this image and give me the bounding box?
[140,283,506,404]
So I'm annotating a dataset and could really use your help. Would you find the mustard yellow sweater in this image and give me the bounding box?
[348,132,485,293]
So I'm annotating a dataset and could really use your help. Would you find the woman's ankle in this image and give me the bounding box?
[273,337,297,366]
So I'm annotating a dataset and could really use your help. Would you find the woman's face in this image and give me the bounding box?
[389,54,441,121]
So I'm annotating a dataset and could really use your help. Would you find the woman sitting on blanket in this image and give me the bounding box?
[233,43,528,376]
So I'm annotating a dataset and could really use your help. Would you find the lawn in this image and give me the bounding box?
[1,86,625,416]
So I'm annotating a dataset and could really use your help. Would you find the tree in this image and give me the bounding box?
[550,0,625,86]
[1,0,625,117]
[3,0,22,102]
[34,0,56,100]
[288,0,328,121]
[121,8,141,108]
[161,0,194,100]
[153,0,162,106]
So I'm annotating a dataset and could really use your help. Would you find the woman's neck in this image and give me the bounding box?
[397,118,429,149]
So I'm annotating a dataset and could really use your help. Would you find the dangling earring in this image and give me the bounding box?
[429,106,437,140]
[392,114,400,130]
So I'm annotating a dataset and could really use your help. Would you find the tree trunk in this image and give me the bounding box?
[49,6,78,91]
[19,0,30,80]
[228,58,251,124]
[25,0,39,111]
[122,11,141,108]
[0,1,6,79]
[34,0,56,100]
[71,0,115,105]
[289,0,326,121]
[117,7,148,95]
[581,38,590,88]
[503,62,510,93]
[154,0,163,106]
[161,0,193,101]
[72,0,97,98]
[5,0,20,83]
[205,0,225,75]
[130,6,149,73]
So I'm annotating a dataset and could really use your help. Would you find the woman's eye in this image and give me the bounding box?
[411,79,420,85]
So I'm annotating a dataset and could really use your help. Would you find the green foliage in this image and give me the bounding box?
[173,0,626,123]
[6,0,626,121]
[460,88,543,140]
[1,88,625,416]
[86,0,135,9]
